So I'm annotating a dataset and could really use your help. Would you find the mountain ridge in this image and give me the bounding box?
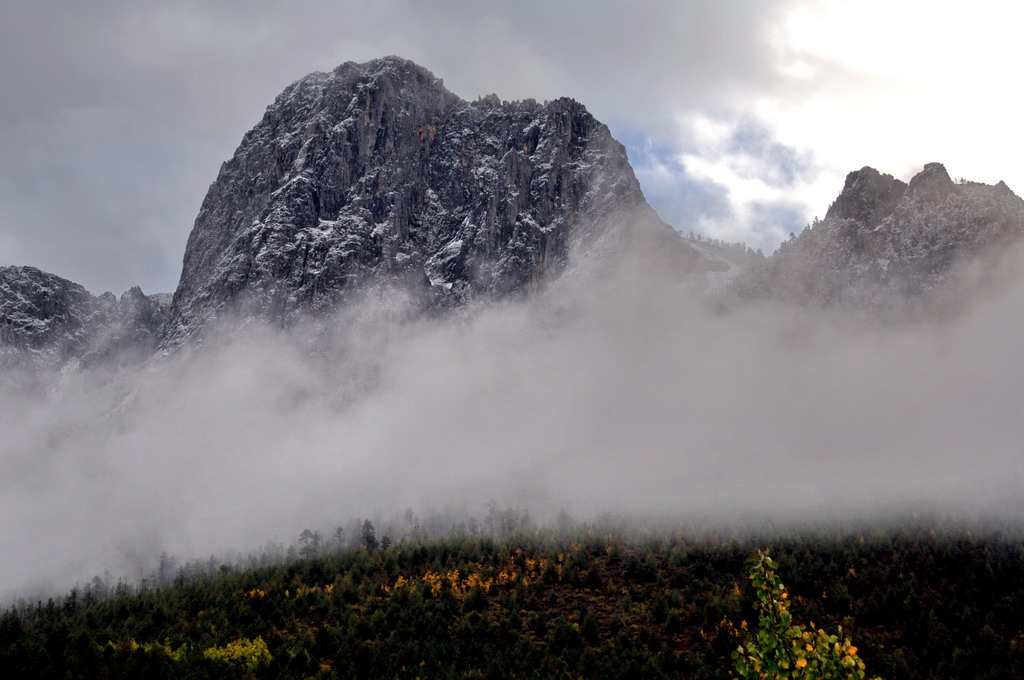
[0,265,169,371]
[731,161,1024,314]
[4,58,1024,367]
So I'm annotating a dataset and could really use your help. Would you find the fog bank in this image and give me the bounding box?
[3,238,1024,601]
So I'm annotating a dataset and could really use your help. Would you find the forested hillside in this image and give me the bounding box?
[3,525,1023,679]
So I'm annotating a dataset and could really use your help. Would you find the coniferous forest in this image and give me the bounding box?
[3,520,1024,679]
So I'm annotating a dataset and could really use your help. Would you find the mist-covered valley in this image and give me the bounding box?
[4,211,1024,604]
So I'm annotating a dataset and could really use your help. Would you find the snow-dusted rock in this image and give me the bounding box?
[160,56,700,349]
[0,266,169,370]
[733,163,1024,315]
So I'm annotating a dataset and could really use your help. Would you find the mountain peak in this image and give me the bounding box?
[0,266,169,368]
[737,162,1024,314]
[160,56,686,349]
[905,162,954,202]
[825,166,906,226]
[332,55,435,79]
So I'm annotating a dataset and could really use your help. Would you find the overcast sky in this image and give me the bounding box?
[2,0,1022,295]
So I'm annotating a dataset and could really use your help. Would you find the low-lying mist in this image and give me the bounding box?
[3,232,1024,603]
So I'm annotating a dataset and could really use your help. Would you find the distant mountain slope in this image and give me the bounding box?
[161,56,703,349]
[0,265,169,370]
[732,163,1024,314]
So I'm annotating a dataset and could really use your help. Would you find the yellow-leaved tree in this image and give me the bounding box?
[733,551,880,680]
[202,636,272,672]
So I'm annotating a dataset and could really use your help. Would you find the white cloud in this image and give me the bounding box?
[627,0,1024,253]
[745,0,1024,237]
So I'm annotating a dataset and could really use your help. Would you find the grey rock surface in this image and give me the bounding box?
[0,265,169,369]
[160,56,699,348]
[732,163,1024,315]
[824,166,907,226]
[1,266,95,363]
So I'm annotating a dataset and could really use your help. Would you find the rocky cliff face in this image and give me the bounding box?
[824,166,907,225]
[732,163,1024,314]
[161,56,698,348]
[1,266,94,365]
[0,266,169,370]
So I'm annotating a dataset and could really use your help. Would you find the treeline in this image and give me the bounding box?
[3,524,1024,678]
[682,232,766,266]
[10,506,542,607]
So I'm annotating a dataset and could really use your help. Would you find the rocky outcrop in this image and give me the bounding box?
[160,56,700,348]
[0,266,170,369]
[87,287,172,365]
[733,163,1024,314]
[0,266,95,362]
[824,166,907,226]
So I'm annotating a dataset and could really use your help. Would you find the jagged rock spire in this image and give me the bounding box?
[825,166,907,226]
[160,57,688,349]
